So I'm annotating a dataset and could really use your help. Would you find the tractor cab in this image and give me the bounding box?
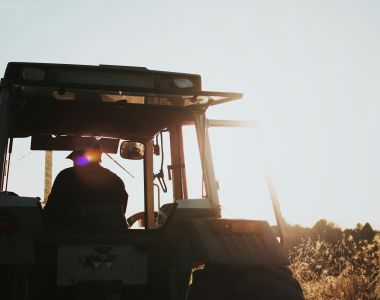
[0,63,242,229]
[0,63,301,300]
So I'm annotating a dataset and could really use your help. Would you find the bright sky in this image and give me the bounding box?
[1,0,379,229]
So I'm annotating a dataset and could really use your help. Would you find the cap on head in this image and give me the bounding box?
[66,142,103,166]
[66,150,83,160]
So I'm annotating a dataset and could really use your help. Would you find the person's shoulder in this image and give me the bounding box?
[99,166,124,181]
[60,166,75,173]
[56,166,76,177]
[99,165,119,176]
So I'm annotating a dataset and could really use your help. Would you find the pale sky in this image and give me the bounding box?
[1,0,379,229]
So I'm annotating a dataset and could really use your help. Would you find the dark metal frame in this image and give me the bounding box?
[3,62,243,107]
[8,81,243,107]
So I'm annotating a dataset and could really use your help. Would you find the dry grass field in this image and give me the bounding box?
[289,235,380,300]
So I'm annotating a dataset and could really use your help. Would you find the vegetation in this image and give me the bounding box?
[287,220,380,300]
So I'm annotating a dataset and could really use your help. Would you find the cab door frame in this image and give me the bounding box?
[0,84,11,191]
[205,118,287,245]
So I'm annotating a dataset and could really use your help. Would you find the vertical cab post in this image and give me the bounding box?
[178,126,188,200]
[0,86,10,191]
[144,140,155,229]
[168,125,188,201]
[194,114,220,206]
[168,125,182,201]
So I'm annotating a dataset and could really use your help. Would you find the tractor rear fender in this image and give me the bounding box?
[189,219,289,266]
[0,195,44,265]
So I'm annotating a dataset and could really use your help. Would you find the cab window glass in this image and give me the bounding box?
[182,125,203,199]
[7,137,45,199]
[7,137,145,217]
[208,127,276,224]
[153,131,173,209]
[101,151,144,216]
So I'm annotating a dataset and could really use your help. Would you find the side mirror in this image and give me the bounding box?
[120,141,145,160]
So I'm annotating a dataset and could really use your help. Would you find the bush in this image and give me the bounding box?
[289,234,380,299]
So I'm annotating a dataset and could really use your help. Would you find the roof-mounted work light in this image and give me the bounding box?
[22,67,45,81]
[173,78,194,89]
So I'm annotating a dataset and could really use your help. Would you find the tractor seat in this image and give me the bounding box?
[62,204,128,232]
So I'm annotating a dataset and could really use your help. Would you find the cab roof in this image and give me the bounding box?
[3,62,242,108]
[2,62,243,142]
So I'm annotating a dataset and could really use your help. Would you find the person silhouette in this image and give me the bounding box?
[43,142,128,228]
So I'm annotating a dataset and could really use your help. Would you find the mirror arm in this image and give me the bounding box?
[105,153,135,179]
[154,170,167,193]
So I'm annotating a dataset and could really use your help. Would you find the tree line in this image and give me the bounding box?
[283,219,378,250]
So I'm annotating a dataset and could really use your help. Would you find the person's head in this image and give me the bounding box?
[67,142,103,167]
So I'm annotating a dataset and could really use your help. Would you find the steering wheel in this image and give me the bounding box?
[127,211,159,227]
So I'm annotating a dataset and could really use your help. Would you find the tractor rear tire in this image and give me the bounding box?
[187,264,304,300]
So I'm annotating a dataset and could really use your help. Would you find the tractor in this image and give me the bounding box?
[0,62,303,299]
